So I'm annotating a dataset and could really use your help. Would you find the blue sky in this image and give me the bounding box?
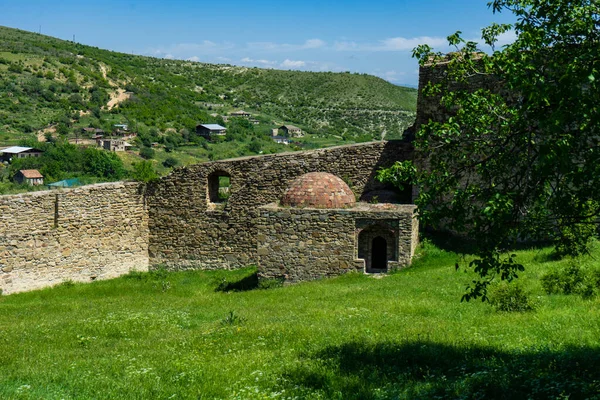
[1,0,516,86]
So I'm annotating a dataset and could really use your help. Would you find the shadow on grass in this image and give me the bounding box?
[279,340,600,399]
[423,230,554,256]
[214,267,285,292]
[215,272,260,292]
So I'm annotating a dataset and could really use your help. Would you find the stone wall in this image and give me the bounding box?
[416,58,505,130]
[0,182,149,294]
[256,203,418,282]
[147,140,414,270]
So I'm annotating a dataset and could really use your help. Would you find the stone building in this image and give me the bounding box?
[147,140,417,282]
[98,139,132,152]
[279,124,303,137]
[257,172,418,281]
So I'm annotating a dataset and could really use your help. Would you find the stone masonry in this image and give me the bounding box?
[0,182,149,294]
[256,203,418,282]
[146,140,414,270]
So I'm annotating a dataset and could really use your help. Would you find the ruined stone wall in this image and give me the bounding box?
[0,182,149,294]
[147,140,413,270]
[415,59,505,130]
[256,204,418,282]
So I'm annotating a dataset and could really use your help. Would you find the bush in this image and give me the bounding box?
[139,146,155,160]
[162,157,178,168]
[540,262,600,299]
[132,160,158,182]
[490,283,535,312]
[540,263,586,295]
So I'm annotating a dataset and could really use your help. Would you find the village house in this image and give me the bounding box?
[229,110,251,118]
[97,139,133,152]
[196,123,227,139]
[272,136,291,145]
[279,125,303,137]
[271,128,291,144]
[0,146,44,163]
[14,169,44,186]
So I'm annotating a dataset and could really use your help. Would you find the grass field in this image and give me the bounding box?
[1,241,599,399]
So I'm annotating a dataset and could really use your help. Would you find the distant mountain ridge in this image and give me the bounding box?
[0,25,417,144]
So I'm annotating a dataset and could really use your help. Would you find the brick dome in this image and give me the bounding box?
[281,172,356,208]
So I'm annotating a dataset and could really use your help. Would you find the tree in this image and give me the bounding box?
[379,0,600,300]
[132,160,158,182]
[82,148,126,180]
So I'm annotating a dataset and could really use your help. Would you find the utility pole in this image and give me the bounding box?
[38,25,41,34]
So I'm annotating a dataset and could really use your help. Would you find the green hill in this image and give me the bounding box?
[0,25,417,193]
[0,25,416,145]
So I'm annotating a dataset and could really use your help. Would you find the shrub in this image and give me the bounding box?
[132,160,158,183]
[139,146,155,160]
[490,283,535,312]
[540,263,586,295]
[162,157,178,168]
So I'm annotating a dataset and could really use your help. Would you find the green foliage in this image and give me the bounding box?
[82,148,125,179]
[161,157,178,168]
[379,0,600,300]
[138,146,155,160]
[131,160,158,182]
[5,142,125,183]
[489,283,535,312]
[540,262,600,299]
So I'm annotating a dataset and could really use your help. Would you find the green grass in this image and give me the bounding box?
[1,242,599,399]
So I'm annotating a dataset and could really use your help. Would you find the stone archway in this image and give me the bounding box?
[357,223,397,273]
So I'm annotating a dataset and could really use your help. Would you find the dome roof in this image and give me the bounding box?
[281,172,356,208]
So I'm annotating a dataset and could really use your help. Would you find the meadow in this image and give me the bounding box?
[0,241,599,399]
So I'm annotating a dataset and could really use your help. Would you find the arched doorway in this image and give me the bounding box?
[371,236,387,271]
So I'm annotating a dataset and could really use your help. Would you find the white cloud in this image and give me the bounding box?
[379,36,448,51]
[241,57,277,66]
[494,30,517,47]
[333,41,359,51]
[302,39,326,49]
[334,36,447,52]
[187,56,200,62]
[374,70,405,82]
[147,41,235,59]
[246,39,326,52]
[280,59,306,68]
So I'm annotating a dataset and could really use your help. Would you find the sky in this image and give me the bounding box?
[1,0,517,87]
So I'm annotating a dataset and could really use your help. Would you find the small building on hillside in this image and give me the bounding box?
[14,169,44,186]
[113,124,129,131]
[229,110,251,118]
[279,125,303,138]
[272,136,291,145]
[196,124,227,139]
[0,147,44,163]
[98,139,133,152]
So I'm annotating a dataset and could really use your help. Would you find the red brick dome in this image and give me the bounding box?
[281,172,356,208]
